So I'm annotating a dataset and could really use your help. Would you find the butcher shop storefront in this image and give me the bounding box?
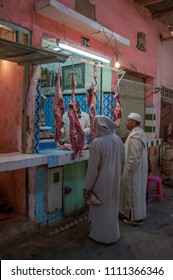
[0,13,131,228]
[29,38,157,226]
[0,0,164,230]
[30,37,127,224]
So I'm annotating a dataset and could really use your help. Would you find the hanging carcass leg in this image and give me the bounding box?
[112,71,123,127]
[112,89,123,127]
[53,67,65,142]
[68,70,85,160]
[89,83,96,141]
[85,64,97,142]
[86,83,96,142]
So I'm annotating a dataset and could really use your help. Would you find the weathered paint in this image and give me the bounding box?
[0,60,24,153]
[0,169,26,214]
[63,161,86,216]
[35,166,63,226]
[26,65,41,154]
[1,1,172,86]
[0,0,173,221]
[28,167,36,222]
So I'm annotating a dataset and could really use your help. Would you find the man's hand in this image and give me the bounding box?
[59,137,70,145]
[83,189,90,201]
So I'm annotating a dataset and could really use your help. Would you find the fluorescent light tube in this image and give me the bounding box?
[54,42,110,64]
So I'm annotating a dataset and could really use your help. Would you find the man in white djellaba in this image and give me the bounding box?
[119,112,148,226]
[84,115,125,245]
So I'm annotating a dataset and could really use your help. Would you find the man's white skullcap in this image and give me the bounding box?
[128,112,141,123]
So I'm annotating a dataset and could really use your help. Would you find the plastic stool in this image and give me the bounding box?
[147,175,163,202]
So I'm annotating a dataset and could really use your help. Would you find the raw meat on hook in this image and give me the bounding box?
[53,68,65,142]
[111,70,124,126]
[68,70,85,160]
[86,82,96,141]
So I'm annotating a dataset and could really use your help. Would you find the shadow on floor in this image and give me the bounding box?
[0,186,173,260]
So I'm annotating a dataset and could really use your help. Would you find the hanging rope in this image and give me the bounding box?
[93,64,97,86]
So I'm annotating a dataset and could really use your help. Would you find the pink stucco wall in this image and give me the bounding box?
[0,61,24,153]
[56,0,171,82]
[159,41,173,89]
[1,0,171,84]
[0,169,26,214]
[0,60,25,214]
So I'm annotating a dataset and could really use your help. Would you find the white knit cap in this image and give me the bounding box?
[128,112,141,123]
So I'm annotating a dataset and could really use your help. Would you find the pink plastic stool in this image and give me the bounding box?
[147,175,163,202]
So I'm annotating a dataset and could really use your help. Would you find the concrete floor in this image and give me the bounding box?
[0,185,173,260]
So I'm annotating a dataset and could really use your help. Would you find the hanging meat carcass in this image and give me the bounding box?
[53,68,65,142]
[68,70,85,160]
[112,88,123,127]
[86,65,97,142]
[86,83,96,142]
[111,69,124,126]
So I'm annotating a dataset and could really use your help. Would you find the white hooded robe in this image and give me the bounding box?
[84,115,125,244]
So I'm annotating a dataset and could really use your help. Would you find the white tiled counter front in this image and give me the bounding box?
[0,149,90,172]
[0,152,48,172]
